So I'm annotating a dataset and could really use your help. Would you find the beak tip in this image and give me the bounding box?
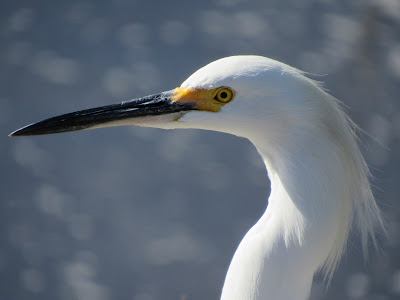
[9,124,36,137]
[9,129,21,137]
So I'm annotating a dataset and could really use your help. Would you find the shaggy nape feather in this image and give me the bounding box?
[316,91,385,280]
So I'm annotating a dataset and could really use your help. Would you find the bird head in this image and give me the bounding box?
[10,56,322,142]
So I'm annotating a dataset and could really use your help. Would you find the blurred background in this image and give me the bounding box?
[1,0,400,299]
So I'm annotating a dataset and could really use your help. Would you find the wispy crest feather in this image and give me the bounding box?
[317,90,386,280]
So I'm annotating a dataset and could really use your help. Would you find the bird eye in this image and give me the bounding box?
[214,88,234,103]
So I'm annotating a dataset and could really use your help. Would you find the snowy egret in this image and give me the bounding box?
[10,56,384,300]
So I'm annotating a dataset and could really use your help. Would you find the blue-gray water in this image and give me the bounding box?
[1,1,400,299]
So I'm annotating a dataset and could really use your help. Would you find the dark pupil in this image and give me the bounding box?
[220,91,228,99]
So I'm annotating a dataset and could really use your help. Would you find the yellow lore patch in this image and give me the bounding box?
[171,87,235,112]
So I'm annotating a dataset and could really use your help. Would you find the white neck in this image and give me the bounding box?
[221,129,349,300]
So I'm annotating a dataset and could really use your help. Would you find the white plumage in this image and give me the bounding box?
[174,56,384,299]
[11,55,385,300]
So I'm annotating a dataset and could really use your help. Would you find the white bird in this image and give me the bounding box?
[11,55,384,300]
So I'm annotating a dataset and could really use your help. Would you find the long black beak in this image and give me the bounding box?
[10,90,196,136]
